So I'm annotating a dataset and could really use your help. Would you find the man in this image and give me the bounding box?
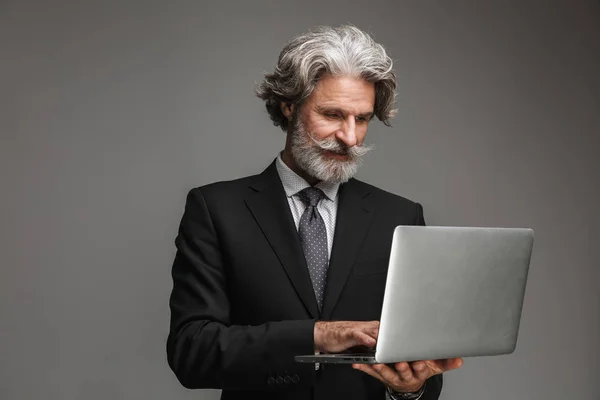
[167,25,463,400]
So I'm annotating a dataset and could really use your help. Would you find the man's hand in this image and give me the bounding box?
[353,358,463,394]
[314,321,379,353]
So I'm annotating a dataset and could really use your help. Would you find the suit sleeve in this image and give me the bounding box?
[166,188,317,390]
[413,202,444,400]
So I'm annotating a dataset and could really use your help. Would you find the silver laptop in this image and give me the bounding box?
[295,225,534,364]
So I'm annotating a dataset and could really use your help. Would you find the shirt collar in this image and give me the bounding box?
[275,152,340,202]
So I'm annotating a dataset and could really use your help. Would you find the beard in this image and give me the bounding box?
[289,115,374,184]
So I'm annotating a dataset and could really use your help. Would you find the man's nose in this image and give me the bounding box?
[336,117,357,147]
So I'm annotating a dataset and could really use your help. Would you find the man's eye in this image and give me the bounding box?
[325,113,339,119]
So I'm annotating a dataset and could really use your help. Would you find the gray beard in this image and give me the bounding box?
[289,117,373,184]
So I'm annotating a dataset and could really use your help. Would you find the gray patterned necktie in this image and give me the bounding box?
[297,187,329,310]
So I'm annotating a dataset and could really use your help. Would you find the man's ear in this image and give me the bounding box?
[280,101,295,120]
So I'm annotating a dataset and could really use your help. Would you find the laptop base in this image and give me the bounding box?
[294,353,378,364]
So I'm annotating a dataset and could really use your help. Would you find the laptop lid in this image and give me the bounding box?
[374,226,534,363]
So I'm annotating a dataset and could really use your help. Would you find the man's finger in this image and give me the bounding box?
[372,364,402,387]
[411,361,430,381]
[367,320,380,330]
[352,331,376,348]
[367,327,379,338]
[360,321,379,337]
[394,362,415,383]
[445,358,463,370]
[425,358,464,374]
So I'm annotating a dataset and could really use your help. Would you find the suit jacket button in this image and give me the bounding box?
[284,376,292,384]
[275,376,284,385]
[267,377,275,386]
[292,374,300,384]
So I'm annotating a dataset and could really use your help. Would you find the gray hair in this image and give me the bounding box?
[255,25,397,131]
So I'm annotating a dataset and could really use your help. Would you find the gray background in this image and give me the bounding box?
[1,0,598,399]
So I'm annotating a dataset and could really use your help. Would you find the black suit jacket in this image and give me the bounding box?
[167,161,443,400]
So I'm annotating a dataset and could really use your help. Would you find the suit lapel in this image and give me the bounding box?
[245,162,320,319]
[321,180,375,319]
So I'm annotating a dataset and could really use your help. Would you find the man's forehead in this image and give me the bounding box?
[308,75,375,113]
[311,91,375,115]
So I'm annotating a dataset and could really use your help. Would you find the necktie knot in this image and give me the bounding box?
[297,187,326,208]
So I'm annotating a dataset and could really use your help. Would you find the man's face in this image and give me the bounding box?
[286,74,376,183]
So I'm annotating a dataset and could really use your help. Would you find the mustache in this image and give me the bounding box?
[305,132,374,157]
